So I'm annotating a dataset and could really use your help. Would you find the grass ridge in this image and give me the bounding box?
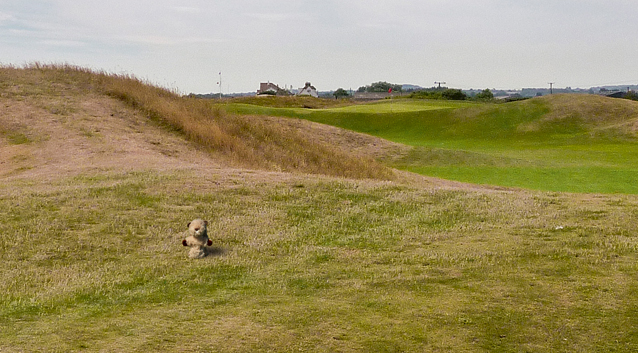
[0,63,393,180]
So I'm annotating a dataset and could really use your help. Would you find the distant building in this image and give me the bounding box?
[288,85,300,95]
[257,82,288,96]
[297,82,318,98]
[598,90,626,99]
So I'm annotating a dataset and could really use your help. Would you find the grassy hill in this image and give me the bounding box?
[3,66,638,352]
[225,95,638,193]
[0,64,393,181]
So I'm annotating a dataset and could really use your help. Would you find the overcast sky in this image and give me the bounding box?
[1,0,637,94]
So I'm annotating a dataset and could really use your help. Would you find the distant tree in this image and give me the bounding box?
[474,89,494,100]
[441,89,467,100]
[370,81,402,93]
[357,81,403,93]
[408,88,470,100]
[333,88,350,99]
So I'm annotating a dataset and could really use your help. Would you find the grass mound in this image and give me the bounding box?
[518,94,638,139]
[0,64,393,180]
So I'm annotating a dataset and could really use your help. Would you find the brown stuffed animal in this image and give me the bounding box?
[182,219,212,259]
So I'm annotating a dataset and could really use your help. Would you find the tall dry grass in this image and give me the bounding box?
[1,63,393,180]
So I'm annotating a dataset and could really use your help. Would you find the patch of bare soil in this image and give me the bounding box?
[0,94,221,181]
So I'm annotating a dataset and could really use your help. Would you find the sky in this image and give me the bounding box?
[1,0,637,94]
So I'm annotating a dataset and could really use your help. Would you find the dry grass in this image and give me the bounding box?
[0,63,393,180]
[518,94,638,137]
[2,168,638,352]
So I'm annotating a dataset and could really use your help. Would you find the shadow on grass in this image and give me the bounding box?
[204,246,226,257]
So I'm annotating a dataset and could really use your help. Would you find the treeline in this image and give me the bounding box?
[408,88,494,101]
[357,81,403,93]
[357,81,496,101]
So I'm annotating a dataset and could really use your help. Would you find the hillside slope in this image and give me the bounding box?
[516,94,638,138]
[429,93,638,142]
[0,65,404,181]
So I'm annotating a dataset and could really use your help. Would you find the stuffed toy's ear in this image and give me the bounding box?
[182,239,188,246]
[207,239,212,246]
[187,222,191,227]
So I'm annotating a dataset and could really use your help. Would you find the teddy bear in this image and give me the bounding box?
[182,219,212,259]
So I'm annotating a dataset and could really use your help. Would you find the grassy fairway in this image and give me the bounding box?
[3,170,638,352]
[225,98,473,117]
[325,99,472,113]
[396,142,638,194]
[225,96,638,194]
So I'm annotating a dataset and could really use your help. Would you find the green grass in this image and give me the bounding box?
[395,143,638,193]
[224,98,474,117]
[225,96,638,194]
[3,170,638,352]
[0,123,35,145]
[324,99,473,113]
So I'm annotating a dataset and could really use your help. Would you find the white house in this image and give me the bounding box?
[297,82,318,98]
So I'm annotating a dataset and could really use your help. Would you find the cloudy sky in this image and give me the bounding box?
[1,0,637,94]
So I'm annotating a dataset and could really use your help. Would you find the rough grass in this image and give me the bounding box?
[0,64,392,180]
[2,170,638,352]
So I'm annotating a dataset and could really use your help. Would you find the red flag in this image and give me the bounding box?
[388,88,392,93]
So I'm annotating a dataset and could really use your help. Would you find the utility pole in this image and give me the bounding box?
[548,82,554,94]
[434,81,446,89]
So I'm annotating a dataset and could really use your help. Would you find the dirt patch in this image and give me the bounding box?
[0,94,221,181]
